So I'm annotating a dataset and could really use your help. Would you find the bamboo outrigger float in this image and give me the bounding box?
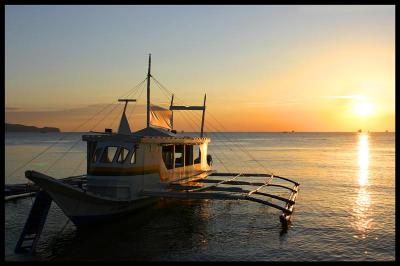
[14,55,299,253]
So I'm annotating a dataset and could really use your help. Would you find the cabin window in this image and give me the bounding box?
[175,145,184,168]
[185,145,194,166]
[92,147,103,163]
[162,145,174,170]
[117,148,130,164]
[129,149,136,164]
[100,146,119,163]
[194,145,201,164]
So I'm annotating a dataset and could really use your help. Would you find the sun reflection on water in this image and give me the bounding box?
[358,134,369,187]
[352,133,373,237]
[353,186,373,236]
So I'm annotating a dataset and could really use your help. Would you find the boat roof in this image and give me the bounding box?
[82,126,210,145]
[134,126,176,137]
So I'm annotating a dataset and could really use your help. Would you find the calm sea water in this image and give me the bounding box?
[4,132,395,261]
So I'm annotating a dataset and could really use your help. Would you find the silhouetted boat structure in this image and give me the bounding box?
[12,55,300,254]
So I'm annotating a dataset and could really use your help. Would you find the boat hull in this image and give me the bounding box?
[69,197,158,227]
[25,171,157,227]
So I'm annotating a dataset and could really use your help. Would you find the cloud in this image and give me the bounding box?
[323,95,367,100]
[5,106,21,111]
[244,99,308,107]
[244,95,368,107]
[5,103,148,131]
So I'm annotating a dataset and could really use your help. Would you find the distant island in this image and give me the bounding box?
[5,123,60,133]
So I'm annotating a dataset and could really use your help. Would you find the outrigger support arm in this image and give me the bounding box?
[140,171,300,230]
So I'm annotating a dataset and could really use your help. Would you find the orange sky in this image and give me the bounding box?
[5,6,395,132]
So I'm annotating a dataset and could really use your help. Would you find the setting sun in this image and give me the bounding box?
[354,101,375,117]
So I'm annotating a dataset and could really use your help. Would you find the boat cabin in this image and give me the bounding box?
[83,128,211,180]
[82,127,210,200]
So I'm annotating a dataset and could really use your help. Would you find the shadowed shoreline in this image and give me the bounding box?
[5,123,60,133]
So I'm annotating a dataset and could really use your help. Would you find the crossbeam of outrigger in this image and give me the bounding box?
[141,171,299,229]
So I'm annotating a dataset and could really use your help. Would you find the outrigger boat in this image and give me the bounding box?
[15,55,299,253]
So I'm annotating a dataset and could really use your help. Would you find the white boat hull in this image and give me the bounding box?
[25,171,157,227]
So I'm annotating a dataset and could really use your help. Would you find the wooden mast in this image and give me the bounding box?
[200,94,206,137]
[146,54,151,128]
[170,94,174,130]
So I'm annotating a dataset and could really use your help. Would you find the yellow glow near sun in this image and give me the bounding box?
[354,101,375,117]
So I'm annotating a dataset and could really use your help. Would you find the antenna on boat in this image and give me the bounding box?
[117,99,136,134]
[146,53,151,128]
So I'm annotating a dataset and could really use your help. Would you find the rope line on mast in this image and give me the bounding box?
[192,112,266,172]
[202,128,251,172]
[206,111,274,175]
[178,112,230,172]
[152,79,233,172]
[110,80,147,131]
[71,85,144,175]
[45,83,145,175]
[174,109,230,173]
[200,111,274,176]
[152,76,254,168]
[151,75,274,175]
[70,81,147,177]
[152,77,251,172]
[179,110,243,172]
[109,104,124,131]
[127,82,146,122]
[174,97,272,174]
[86,79,146,132]
[70,155,86,176]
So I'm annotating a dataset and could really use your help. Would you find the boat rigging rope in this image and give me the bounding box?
[111,80,147,130]
[207,112,274,174]
[152,80,232,172]
[108,104,124,132]
[6,78,147,180]
[153,78,250,172]
[192,111,275,184]
[127,82,146,121]
[151,75,273,175]
[70,157,86,177]
[152,79,241,173]
[45,80,146,175]
[69,81,147,177]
